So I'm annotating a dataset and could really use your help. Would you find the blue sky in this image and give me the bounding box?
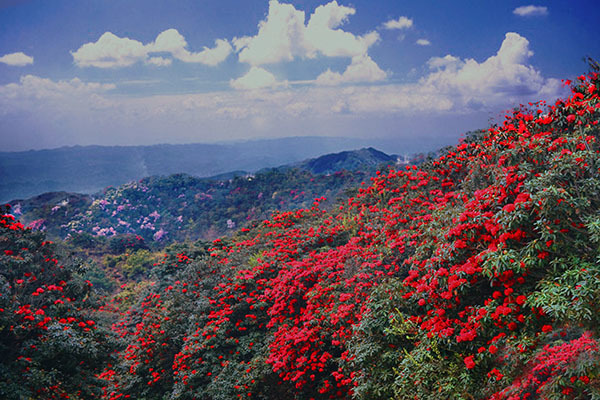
[0,0,599,152]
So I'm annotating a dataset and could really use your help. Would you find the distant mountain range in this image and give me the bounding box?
[0,137,407,202]
[8,147,407,244]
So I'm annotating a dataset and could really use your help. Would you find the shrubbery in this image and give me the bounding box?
[98,72,600,398]
[3,69,600,399]
[0,205,113,399]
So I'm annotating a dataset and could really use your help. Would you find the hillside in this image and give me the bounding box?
[93,73,600,399]
[0,137,398,202]
[8,148,404,245]
[2,71,600,400]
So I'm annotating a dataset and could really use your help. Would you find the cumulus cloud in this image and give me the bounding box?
[229,66,286,90]
[421,32,564,110]
[148,29,232,66]
[316,54,386,85]
[234,1,307,65]
[513,5,548,17]
[232,0,383,87]
[416,38,431,46]
[383,16,413,30]
[305,1,379,58]
[235,0,381,65]
[72,32,146,68]
[0,51,34,66]
[72,29,231,68]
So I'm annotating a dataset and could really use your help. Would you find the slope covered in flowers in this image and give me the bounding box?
[0,205,112,399]
[11,165,386,246]
[97,72,600,399]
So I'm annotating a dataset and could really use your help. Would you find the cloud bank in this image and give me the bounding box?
[1,32,567,149]
[71,29,232,68]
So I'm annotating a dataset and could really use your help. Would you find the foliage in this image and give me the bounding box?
[5,69,600,400]
[0,204,113,399]
[12,160,397,246]
[99,71,600,399]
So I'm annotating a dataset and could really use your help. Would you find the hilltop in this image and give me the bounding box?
[0,137,405,202]
[296,147,398,175]
[8,148,407,245]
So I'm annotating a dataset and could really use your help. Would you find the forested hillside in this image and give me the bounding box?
[9,148,402,245]
[2,71,600,399]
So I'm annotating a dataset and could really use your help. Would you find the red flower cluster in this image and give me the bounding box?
[99,71,600,399]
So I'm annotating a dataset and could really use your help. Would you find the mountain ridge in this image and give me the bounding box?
[8,147,407,244]
[0,136,407,202]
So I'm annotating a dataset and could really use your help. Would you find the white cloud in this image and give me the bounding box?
[233,0,380,62]
[427,55,460,70]
[421,32,564,110]
[72,29,231,68]
[316,54,386,85]
[416,38,431,46]
[149,28,188,54]
[513,5,548,17]
[0,52,34,66]
[305,1,379,59]
[72,32,147,68]
[0,75,115,121]
[148,29,232,66]
[0,74,114,99]
[229,66,286,90]
[232,0,383,86]
[235,0,307,65]
[147,56,172,67]
[383,16,413,30]
[178,39,232,66]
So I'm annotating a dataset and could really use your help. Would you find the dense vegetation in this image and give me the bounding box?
[0,205,112,398]
[11,148,401,245]
[2,70,600,399]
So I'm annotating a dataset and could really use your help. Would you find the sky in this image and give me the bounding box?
[0,0,599,153]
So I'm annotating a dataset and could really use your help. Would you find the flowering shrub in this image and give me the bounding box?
[97,71,600,399]
[0,204,113,399]
[350,72,600,398]
[5,69,598,399]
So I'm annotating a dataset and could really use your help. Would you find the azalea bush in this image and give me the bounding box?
[350,73,600,399]
[7,68,600,399]
[0,204,113,399]
[98,71,600,399]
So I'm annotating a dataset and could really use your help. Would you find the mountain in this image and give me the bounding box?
[94,72,600,400]
[296,147,398,174]
[8,148,404,244]
[0,136,401,202]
